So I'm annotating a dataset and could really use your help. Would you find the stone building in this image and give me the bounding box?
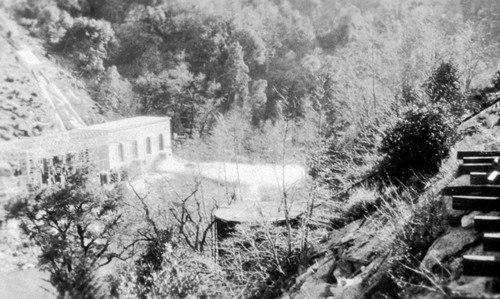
[0,116,172,198]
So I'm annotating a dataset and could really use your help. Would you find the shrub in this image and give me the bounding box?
[134,228,174,298]
[14,0,53,19]
[425,62,461,102]
[117,244,229,299]
[424,61,467,117]
[37,6,74,45]
[219,224,303,299]
[380,109,457,183]
[141,247,202,299]
[55,17,117,77]
[14,1,73,44]
[94,66,136,115]
[307,125,382,191]
[388,197,448,296]
[329,187,381,229]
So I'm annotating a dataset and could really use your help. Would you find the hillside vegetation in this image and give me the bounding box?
[0,8,108,142]
[7,0,500,146]
[2,0,500,298]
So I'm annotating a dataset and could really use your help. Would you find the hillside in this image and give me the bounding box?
[0,9,111,299]
[0,4,113,272]
[281,103,500,298]
[2,0,500,298]
[0,9,107,142]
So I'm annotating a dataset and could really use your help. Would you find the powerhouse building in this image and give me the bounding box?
[0,116,172,198]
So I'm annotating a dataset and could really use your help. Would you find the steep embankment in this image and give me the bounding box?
[282,102,500,299]
[0,9,106,142]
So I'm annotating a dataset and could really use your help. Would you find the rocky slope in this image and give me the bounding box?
[281,102,500,299]
[0,9,106,142]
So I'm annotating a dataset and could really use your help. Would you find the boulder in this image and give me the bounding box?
[421,227,479,272]
[333,258,356,282]
[328,276,363,299]
[461,211,482,228]
[290,279,333,299]
[314,259,336,283]
[448,277,493,298]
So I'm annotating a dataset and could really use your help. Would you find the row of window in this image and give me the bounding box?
[118,134,165,162]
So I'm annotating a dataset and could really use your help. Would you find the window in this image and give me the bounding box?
[159,134,164,151]
[146,137,151,154]
[132,140,138,158]
[118,143,124,162]
[100,173,108,185]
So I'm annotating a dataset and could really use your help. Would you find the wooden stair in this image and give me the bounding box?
[469,172,500,185]
[452,151,500,278]
[474,215,500,232]
[442,185,500,196]
[483,233,500,252]
[458,163,494,175]
[452,195,500,211]
[458,151,500,159]
[463,157,499,164]
[463,255,500,277]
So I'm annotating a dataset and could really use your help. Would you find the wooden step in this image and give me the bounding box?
[463,255,500,277]
[453,195,500,211]
[442,185,500,196]
[484,233,500,252]
[463,157,499,164]
[475,215,500,232]
[458,163,493,175]
[469,172,500,185]
[458,151,500,159]
[470,172,489,185]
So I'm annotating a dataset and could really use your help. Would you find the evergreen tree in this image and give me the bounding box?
[424,61,466,116]
[222,42,250,108]
[96,66,135,115]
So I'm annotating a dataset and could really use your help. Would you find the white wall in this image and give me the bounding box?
[107,120,172,170]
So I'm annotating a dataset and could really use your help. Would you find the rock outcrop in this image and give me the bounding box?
[283,104,500,298]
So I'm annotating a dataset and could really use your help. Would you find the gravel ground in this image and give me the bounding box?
[155,157,307,201]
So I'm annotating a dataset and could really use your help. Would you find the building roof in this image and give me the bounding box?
[80,116,169,132]
[0,116,170,159]
[0,130,107,158]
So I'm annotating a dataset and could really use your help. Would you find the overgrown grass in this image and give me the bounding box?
[110,153,320,298]
[385,193,448,297]
[357,116,493,297]
[218,223,306,299]
[329,186,382,229]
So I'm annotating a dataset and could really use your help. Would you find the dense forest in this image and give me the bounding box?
[5,0,500,298]
[14,0,498,131]
[12,0,500,173]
